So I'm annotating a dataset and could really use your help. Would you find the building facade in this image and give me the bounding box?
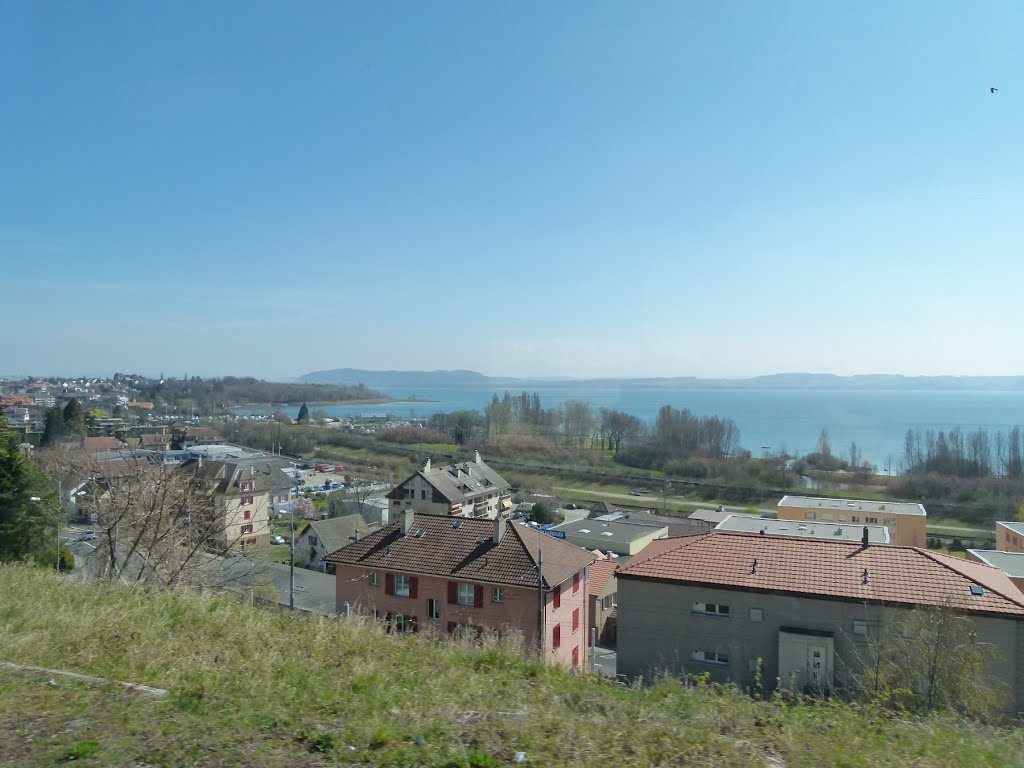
[777,495,926,547]
[327,512,596,668]
[387,453,512,520]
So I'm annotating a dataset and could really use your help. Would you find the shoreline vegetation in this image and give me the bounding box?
[233,397,440,409]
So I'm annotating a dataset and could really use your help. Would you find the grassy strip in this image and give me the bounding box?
[2,566,1023,767]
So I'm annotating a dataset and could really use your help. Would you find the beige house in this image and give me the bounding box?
[179,458,292,552]
[777,495,926,547]
[996,522,1024,553]
[387,453,512,520]
[617,532,1024,713]
[588,558,618,646]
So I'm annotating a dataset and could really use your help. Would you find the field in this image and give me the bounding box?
[2,565,1023,767]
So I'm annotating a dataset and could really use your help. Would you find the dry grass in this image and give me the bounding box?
[1,565,1022,767]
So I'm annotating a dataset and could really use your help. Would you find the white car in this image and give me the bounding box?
[270,535,286,545]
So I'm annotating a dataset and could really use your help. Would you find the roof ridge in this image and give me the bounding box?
[917,548,1024,609]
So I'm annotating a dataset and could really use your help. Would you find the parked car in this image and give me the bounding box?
[78,532,97,542]
[270,535,286,545]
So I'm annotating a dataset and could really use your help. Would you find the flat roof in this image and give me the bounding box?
[715,514,890,543]
[996,522,1024,536]
[551,518,668,545]
[688,508,758,525]
[778,495,926,516]
[968,550,1024,578]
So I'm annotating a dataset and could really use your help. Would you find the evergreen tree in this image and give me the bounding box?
[41,406,68,446]
[0,423,58,566]
[63,398,87,437]
[297,402,310,424]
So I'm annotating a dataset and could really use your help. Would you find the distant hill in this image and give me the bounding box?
[297,369,1024,391]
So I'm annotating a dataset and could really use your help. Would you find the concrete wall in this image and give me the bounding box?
[996,524,1024,553]
[335,566,588,668]
[617,577,1021,712]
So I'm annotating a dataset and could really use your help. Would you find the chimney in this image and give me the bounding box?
[423,457,431,473]
[493,515,506,545]
[401,508,415,535]
[861,526,869,548]
[475,450,482,464]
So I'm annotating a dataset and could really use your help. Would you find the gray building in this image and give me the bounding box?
[617,532,1024,713]
[548,518,668,556]
[714,514,890,544]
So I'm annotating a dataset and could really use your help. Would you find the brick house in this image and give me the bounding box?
[386,453,512,520]
[326,511,597,668]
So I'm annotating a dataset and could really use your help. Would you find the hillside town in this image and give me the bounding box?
[9,395,1024,720]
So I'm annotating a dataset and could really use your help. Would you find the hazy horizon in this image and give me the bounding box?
[3,2,1022,379]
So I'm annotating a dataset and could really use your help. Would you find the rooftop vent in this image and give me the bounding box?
[452,520,463,529]
[833,528,844,536]
[579,528,591,534]
[750,558,759,575]
[970,585,986,597]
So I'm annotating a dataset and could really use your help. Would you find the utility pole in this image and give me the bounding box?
[289,472,299,610]
[536,528,545,657]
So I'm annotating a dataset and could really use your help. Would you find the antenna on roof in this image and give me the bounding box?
[749,558,759,575]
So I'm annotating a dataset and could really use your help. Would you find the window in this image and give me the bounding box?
[749,608,763,623]
[851,515,860,523]
[602,595,614,610]
[866,516,878,524]
[368,570,379,586]
[309,535,317,546]
[553,585,561,609]
[241,481,254,492]
[572,607,580,632]
[395,574,411,597]
[692,650,729,665]
[421,489,426,500]
[853,619,869,636]
[552,623,561,649]
[458,583,475,606]
[427,598,440,620]
[243,510,251,520]
[394,614,413,636]
[692,602,729,616]
[241,496,254,506]
[491,587,503,603]
[240,524,253,535]
[573,572,581,593]
[806,511,816,520]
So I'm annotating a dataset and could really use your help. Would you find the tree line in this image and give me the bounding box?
[136,376,385,414]
[901,426,1024,479]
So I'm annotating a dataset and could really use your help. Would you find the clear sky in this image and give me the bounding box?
[2,2,1022,380]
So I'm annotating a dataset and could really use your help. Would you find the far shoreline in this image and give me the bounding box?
[232,397,440,408]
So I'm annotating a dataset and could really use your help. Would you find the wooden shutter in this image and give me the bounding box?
[385,612,393,634]
[409,576,419,599]
[553,585,561,609]
[552,623,561,649]
[448,581,458,604]
[385,573,395,596]
[410,616,419,633]
[474,584,484,608]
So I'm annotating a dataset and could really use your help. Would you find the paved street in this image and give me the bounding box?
[590,647,617,678]
[216,555,336,614]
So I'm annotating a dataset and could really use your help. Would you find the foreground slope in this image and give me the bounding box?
[0,565,1021,767]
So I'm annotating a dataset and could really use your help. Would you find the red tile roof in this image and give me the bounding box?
[326,513,596,589]
[83,436,123,453]
[588,559,618,598]
[617,532,1024,617]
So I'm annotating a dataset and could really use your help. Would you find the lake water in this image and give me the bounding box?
[241,387,1024,470]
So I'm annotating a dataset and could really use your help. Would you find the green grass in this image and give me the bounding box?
[2,566,1023,767]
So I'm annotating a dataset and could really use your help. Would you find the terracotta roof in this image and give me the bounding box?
[84,436,123,453]
[326,513,596,589]
[617,532,1024,618]
[588,559,618,598]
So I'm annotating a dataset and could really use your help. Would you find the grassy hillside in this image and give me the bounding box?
[1,566,1022,767]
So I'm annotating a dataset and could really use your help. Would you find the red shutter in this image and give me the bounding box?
[474,584,484,608]
[385,573,395,596]
[409,576,419,599]
[573,607,580,632]
[448,581,458,604]
[572,645,579,668]
[553,585,561,609]
[573,572,580,593]
[410,616,419,633]
[385,612,393,634]
[552,623,561,649]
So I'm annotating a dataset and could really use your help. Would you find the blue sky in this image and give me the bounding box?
[2,2,1022,380]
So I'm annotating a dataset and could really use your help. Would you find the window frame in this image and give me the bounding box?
[457,582,475,606]
[395,574,411,597]
[692,601,730,617]
[491,587,504,604]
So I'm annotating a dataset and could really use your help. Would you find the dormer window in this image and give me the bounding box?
[241,481,255,492]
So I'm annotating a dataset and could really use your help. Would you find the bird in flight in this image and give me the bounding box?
[990,87,999,93]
